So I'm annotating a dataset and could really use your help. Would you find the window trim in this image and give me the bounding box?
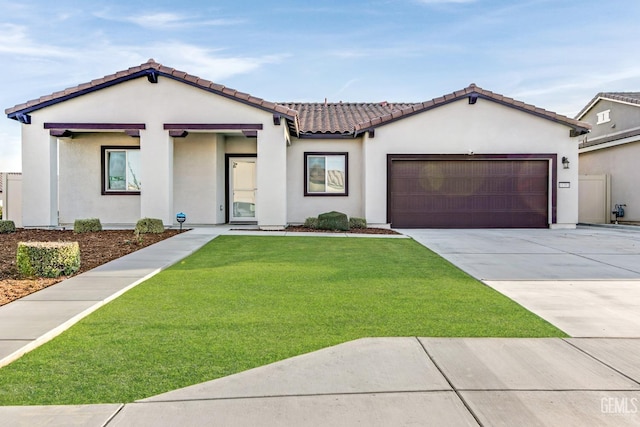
[101,145,141,195]
[304,152,349,196]
[596,109,611,125]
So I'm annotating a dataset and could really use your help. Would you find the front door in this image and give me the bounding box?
[229,157,257,222]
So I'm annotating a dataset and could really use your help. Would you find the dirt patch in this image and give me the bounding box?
[0,229,182,306]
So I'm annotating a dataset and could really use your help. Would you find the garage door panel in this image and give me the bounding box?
[389,159,549,228]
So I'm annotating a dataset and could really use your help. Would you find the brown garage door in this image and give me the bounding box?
[389,159,549,228]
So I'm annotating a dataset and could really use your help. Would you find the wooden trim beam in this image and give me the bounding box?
[44,123,146,130]
[163,123,263,131]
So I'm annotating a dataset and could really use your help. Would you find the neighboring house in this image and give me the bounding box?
[5,59,589,229]
[576,92,640,223]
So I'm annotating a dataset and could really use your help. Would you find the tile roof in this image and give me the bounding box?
[576,92,640,120]
[5,59,298,121]
[5,60,589,137]
[280,102,416,135]
[352,83,590,136]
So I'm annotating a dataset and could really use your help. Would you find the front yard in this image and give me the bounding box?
[0,235,565,405]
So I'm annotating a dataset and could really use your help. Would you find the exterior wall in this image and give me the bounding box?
[286,138,363,223]
[256,123,288,228]
[20,120,58,227]
[364,98,579,227]
[1,173,22,227]
[20,76,287,228]
[59,133,140,225]
[579,141,640,222]
[173,133,219,225]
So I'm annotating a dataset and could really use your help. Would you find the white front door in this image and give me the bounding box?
[229,157,257,222]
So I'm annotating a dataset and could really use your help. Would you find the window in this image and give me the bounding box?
[304,152,348,196]
[101,146,141,194]
[596,109,611,124]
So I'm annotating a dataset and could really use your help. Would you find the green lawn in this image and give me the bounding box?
[0,236,565,405]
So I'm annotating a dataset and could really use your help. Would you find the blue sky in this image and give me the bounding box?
[2,0,640,171]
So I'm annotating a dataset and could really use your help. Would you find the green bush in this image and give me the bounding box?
[303,217,319,229]
[0,220,15,233]
[74,218,102,233]
[16,242,81,278]
[317,211,349,231]
[349,217,367,229]
[135,218,165,234]
[0,205,3,219]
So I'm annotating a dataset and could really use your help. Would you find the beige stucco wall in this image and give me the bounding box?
[363,98,580,227]
[59,133,140,225]
[286,138,363,223]
[21,76,286,228]
[579,141,640,222]
[173,133,219,225]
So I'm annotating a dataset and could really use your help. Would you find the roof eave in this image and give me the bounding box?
[353,90,590,137]
[6,67,298,123]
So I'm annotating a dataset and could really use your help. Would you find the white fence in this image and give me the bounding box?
[1,173,22,227]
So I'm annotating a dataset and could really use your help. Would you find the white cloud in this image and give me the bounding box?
[95,11,244,30]
[0,23,75,58]
[135,43,290,81]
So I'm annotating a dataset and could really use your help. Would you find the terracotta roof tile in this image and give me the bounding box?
[351,83,590,135]
[5,59,298,120]
[5,60,588,137]
[279,102,416,134]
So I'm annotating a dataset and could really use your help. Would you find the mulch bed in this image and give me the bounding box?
[0,229,181,306]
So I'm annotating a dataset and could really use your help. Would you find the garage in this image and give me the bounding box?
[388,155,552,228]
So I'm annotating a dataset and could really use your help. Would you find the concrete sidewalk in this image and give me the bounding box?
[1,337,640,426]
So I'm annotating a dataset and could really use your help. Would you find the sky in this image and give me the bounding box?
[2,0,640,172]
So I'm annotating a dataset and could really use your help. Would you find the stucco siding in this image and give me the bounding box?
[19,76,287,227]
[364,98,579,226]
[59,133,140,225]
[173,134,219,224]
[286,138,363,223]
[579,141,640,222]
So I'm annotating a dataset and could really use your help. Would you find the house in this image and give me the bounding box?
[576,92,640,223]
[5,59,589,229]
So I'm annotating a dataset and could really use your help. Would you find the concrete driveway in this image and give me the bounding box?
[400,226,640,337]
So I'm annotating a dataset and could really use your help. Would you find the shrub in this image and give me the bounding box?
[135,218,165,234]
[303,217,319,229]
[74,218,102,233]
[317,211,349,231]
[349,217,367,229]
[16,241,81,278]
[0,220,15,233]
[0,205,3,219]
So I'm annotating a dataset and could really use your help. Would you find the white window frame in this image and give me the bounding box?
[596,109,611,125]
